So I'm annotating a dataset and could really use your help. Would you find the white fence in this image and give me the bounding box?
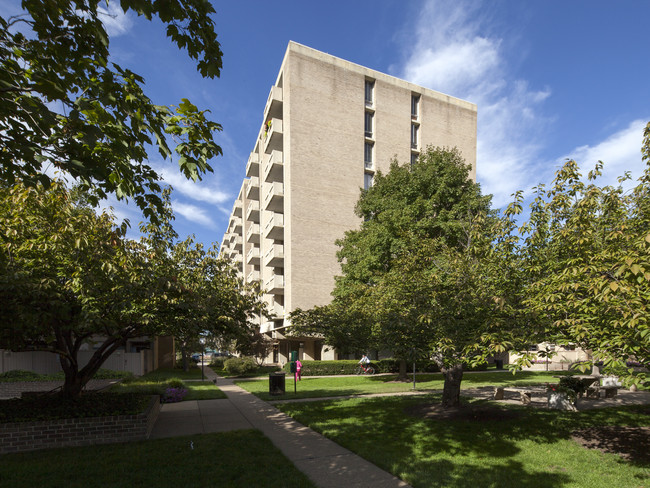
[0,349,150,376]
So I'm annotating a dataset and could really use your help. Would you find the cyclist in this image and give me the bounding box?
[358,353,371,372]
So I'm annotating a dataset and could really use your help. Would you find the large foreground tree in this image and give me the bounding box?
[0,181,263,397]
[1,0,223,220]
[519,122,650,384]
[293,147,527,406]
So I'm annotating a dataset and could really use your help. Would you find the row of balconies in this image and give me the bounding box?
[245,241,284,268]
[241,212,284,244]
[244,184,283,221]
[246,149,284,183]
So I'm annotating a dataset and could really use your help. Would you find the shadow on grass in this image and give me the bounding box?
[279,394,649,488]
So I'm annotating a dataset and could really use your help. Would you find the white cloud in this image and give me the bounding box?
[560,119,647,188]
[97,2,133,37]
[172,200,218,229]
[159,167,231,205]
[395,0,552,207]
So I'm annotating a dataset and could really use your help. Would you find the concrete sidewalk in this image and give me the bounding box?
[150,367,411,488]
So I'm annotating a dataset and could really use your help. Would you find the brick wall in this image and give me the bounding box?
[0,395,160,454]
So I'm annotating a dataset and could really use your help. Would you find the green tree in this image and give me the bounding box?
[295,147,524,407]
[160,236,267,371]
[519,122,650,384]
[1,0,223,220]
[0,181,266,397]
[0,181,160,397]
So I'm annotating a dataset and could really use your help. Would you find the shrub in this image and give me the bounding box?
[165,378,185,389]
[209,357,227,370]
[0,370,45,382]
[93,369,135,380]
[559,375,589,397]
[224,357,257,376]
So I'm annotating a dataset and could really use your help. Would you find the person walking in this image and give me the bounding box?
[295,358,302,380]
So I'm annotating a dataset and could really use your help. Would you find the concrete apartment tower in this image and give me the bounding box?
[220,42,477,364]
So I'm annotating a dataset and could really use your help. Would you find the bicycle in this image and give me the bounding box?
[355,363,375,375]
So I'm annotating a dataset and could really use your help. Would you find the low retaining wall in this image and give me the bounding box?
[0,395,160,455]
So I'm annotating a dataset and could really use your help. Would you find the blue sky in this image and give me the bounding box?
[6,0,649,247]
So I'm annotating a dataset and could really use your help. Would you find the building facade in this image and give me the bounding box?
[220,42,477,364]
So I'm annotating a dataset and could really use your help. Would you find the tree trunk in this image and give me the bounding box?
[441,363,464,408]
[397,358,408,381]
[180,344,190,372]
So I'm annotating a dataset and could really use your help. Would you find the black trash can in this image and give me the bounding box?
[269,372,286,396]
[495,359,504,370]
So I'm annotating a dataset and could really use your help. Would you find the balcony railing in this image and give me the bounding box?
[264,212,284,239]
[246,246,260,265]
[263,85,283,122]
[263,150,283,183]
[263,118,283,153]
[264,181,284,212]
[264,244,284,267]
[264,274,285,295]
[246,176,259,201]
[233,199,243,217]
[246,152,259,177]
[246,223,260,244]
[246,200,260,222]
[246,269,260,283]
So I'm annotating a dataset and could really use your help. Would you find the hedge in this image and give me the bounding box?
[280,359,488,376]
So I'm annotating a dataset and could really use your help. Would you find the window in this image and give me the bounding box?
[364,173,373,190]
[411,94,420,118]
[364,142,373,168]
[411,124,418,149]
[410,152,418,166]
[365,79,374,105]
[364,111,373,138]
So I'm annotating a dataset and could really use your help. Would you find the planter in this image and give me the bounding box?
[547,391,577,411]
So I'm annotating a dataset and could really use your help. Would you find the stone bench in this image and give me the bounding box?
[493,387,535,404]
[586,385,618,398]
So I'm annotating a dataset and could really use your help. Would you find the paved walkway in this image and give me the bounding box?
[150,367,411,488]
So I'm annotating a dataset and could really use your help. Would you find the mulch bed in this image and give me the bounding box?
[405,402,523,421]
[572,426,650,463]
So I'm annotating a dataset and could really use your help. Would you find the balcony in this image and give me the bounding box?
[264,274,284,295]
[263,150,284,183]
[233,199,243,217]
[246,246,260,265]
[246,152,259,177]
[269,301,284,318]
[246,223,260,244]
[246,176,259,201]
[246,200,260,223]
[232,235,242,251]
[263,118,283,154]
[264,212,284,240]
[246,269,260,283]
[229,216,242,233]
[264,181,284,212]
[263,85,283,121]
[264,243,284,267]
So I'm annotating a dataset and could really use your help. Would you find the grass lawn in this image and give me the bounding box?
[235,370,566,401]
[0,430,316,488]
[278,394,650,488]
